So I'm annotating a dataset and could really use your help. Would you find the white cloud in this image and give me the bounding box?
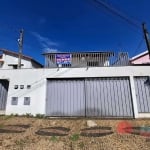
[31,32,59,52]
[44,48,59,53]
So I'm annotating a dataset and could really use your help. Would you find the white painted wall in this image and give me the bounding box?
[0,66,150,117]
[1,54,34,69]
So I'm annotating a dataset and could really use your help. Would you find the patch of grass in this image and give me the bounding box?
[12,113,19,117]
[0,124,4,128]
[70,134,80,141]
[35,114,45,119]
[10,113,18,117]
[50,136,58,142]
[25,113,33,118]
[15,139,27,148]
[1,115,13,120]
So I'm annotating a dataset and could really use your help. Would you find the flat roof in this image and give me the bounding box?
[43,51,114,55]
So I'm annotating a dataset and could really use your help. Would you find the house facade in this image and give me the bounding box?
[0,49,43,69]
[0,51,150,118]
[130,51,150,65]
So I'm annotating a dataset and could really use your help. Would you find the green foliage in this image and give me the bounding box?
[15,139,27,149]
[14,113,19,117]
[2,115,13,120]
[35,114,45,119]
[70,134,80,141]
[0,124,4,128]
[9,113,18,117]
[25,113,33,118]
[50,136,58,142]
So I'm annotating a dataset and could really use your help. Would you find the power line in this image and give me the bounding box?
[87,0,146,56]
[132,37,145,57]
[90,0,141,30]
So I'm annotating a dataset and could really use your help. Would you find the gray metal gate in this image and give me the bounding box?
[46,79,85,116]
[134,77,150,113]
[46,77,133,117]
[0,80,9,110]
[85,78,133,117]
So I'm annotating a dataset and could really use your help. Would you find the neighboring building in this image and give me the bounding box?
[0,48,43,69]
[130,51,150,65]
[0,50,150,118]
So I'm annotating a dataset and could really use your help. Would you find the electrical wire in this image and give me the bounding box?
[132,37,145,57]
[87,0,147,56]
[91,0,141,29]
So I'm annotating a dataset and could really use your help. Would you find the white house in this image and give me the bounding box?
[0,51,150,118]
[0,48,43,69]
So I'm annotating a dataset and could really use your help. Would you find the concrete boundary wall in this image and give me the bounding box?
[0,66,150,118]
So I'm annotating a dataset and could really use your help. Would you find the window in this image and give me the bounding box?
[12,65,18,69]
[8,64,18,69]
[11,97,18,105]
[14,85,18,89]
[20,85,24,89]
[24,97,30,105]
[27,85,31,89]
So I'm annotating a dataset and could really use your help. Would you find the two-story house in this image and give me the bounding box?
[0,48,43,69]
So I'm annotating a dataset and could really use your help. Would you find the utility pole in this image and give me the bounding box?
[18,29,24,69]
[142,23,150,58]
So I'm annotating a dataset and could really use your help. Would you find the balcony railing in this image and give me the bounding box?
[44,52,130,68]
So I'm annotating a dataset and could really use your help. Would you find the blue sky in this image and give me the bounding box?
[0,0,150,64]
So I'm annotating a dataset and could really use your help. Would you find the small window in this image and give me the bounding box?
[13,65,18,69]
[20,85,24,89]
[24,97,30,105]
[11,97,18,105]
[27,85,31,89]
[14,85,18,89]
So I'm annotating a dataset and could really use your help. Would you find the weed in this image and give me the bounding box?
[50,136,58,142]
[9,113,18,117]
[79,142,84,149]
[15,139,26,148]
[0,124,4,128]
[25,113,33,118]
[35,114,45,119]
[2,115,12,120]
[14,114,19,117]
[70,134,80,141]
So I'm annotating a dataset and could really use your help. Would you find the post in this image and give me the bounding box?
[142,23,150,58]
[129,76,138,118]
[18,29,24,69]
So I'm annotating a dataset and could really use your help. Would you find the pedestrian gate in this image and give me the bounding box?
[0,80,9,110]
[134,77,150,113]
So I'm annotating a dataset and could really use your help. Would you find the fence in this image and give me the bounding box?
[44,52,130,68]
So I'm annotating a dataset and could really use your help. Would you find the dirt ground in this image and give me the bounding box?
[0,116,150,150]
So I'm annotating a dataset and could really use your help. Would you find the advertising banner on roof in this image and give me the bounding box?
[56,54,72,65]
